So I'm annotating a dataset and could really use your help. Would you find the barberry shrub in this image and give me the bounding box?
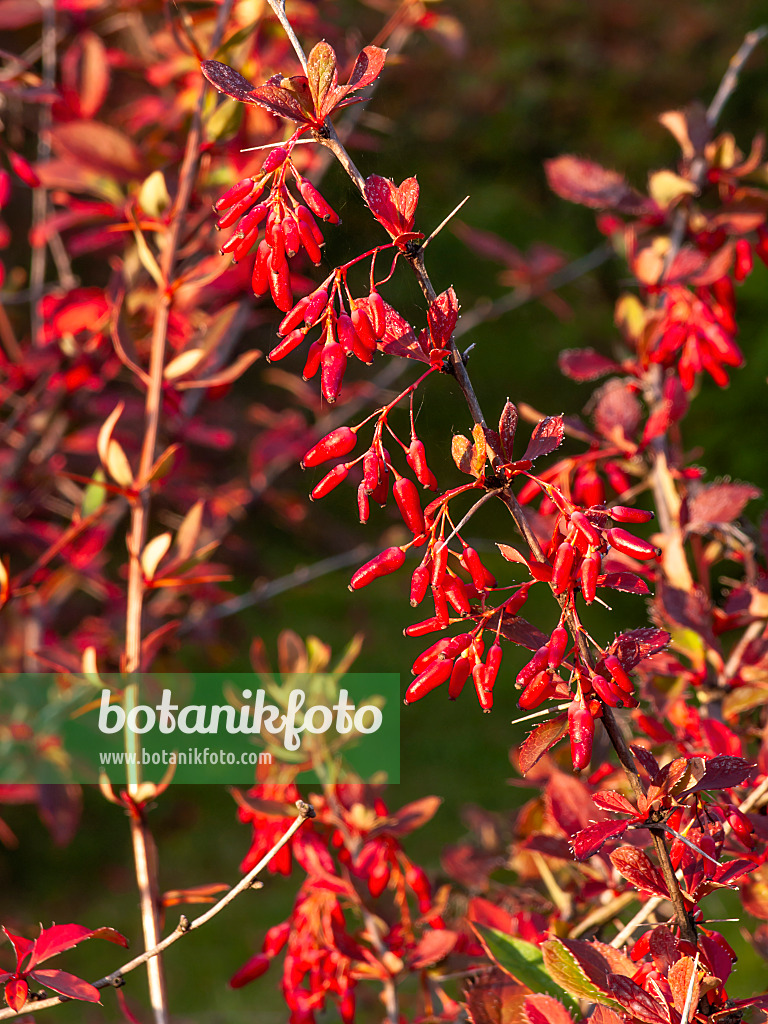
[2,1,768,1023]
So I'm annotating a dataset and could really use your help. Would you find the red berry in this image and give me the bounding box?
[302,426,357,469]
[349,546,405,590]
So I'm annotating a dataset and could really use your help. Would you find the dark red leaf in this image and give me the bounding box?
[597,572,650,596]
[592,380,642,440]
[364,174,419,237]
[499,400,518,459]
[547,772,597,838]
[687,482,761,531]
[379,796,442,836]
[522,415,565,462]
[609,628,670,670]
[545,155,651,215]
[571,819,631,860]
[247,83,313,124]
[558,348,620,381]
[648,926,679,974]
[29,969,100,1003]
[428,287,460,349]
[607,974,671,1024]
[630,744,661,780]
[518,715,568,775]
[201,60,257,103]
[680,755,756,794]
[376,301,428,362]
[610,846,669,899]
[346,45,388,91]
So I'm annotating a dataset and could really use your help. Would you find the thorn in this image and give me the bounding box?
[422,195,471,250]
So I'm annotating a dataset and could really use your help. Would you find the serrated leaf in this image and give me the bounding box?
[451,433,473,474]
[247,83,313,124]
[679,754,756,794]
[607,975,671,1024]
[570,818,631,860]
[541,938,622,1009]
[474,926,579,1015]
[517,715,568,775]
[346,45,387,91]
[597,572,650,596]
[610,846,669,898]
[524,993,574,1024]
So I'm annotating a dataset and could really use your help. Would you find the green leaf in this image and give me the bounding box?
[473,926,579,1016]
[541,938,622,1009]
[306,41,338,118]
[82,469,107,516]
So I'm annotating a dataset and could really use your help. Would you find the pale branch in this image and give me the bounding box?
[0,802,315,1021]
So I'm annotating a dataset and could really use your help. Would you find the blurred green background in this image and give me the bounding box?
[4,0,768,1018]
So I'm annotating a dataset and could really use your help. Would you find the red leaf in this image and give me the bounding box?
[364,174,419,238]
[558,348,620,381]
[547,772,597,838]
[607,974,671,1024]
[687,482,761,531]
[499,400,518,459]
[571,819,631,860]
[27,924,128,969]
[591,791,638,816]
[668,957,699,1021]
[428,287,460,349]
[2,928,34,968]
[592,380,642,440]
[346,46,388,91]
[545,155,651,214]
[630,744,661,780]
[518,715,568,775]
[524,993,574,1024]
[29,969,100,1002]
[610,847,669,899]
[50,120,142,181]
[376,301,428,362]
[680,755,756,794]
[408,929,458,969]
[597,573,650,596]
[3,977,28,1011]
[522,415,565,462]
[378,795,442,836]
[230,953,271,988]
[201,59,258,102]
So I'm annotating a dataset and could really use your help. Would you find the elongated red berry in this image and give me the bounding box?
[473,663,493,711]
[302,426,357,468]
[214,177,256,213]
[251,239,271,296]
[336,313,356,354]
[261,146,288,175]
[366,290,386,338]
[268,327,306,362]
[516,646,550,688]
[607,528,660,560]
[320,341,346,403]
[591,673,624,708]
[310,463,349,500]
[547,626,569,669]
[394,476,425,536]
[305,286,329,327]
[411,637,455,675]
[282,215,301,257]
[268,250,292,311]
[462,546,496,590]
[431,543,447,587]
[302,336,324,380]
[349,546,405,590]
[278,296,311,336]
[230,953,271,988]
[432,585,450,627]
[404,657,453,704]
[604,654,634,694]
[552,541,575,595]
[568,701,594,772]
[504,583,531,616]
[442,573,471,615]
[570,510,601,547]
[237,201,269,237]
[262,921,290,957]
[406,438,438,490]
[404,617,443,637]
[410,564,430,607]
[357,482,370,523]
[448,652,472,700]
[580,551,600,604]
[371,455,390,506]
[609,506,654,525]
[296,176,339,223]
[518,670,557,710]
[734,238,753,282]
[352,306,377,351]
[216,192,255,230]
[297,217,323,264]
[485,643,502,688]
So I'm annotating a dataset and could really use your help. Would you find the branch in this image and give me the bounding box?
[0,802,315,1021]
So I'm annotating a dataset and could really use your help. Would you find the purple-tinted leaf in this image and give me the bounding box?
[630,744,661,780]
[687,482,761,531]
[201,59,256,102]
[518,715,568,776]
[680,755,756,795]
[376,301,428,362]
[547,772,598,838]
[545,155,652,215]
[592,380,642,440]
[28,969,100,1002]
[597,572,650,596]
[571,819,630,860]
[558,348,620,381]
[522,415,565,462]
[648,926,679,974]
[247,83,313,124]
[609,628,671,670]
[428,287,459,349]
[497,614,550,651]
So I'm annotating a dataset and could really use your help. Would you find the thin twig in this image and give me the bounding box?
[0,802,315,1021]
[29,0,55,343]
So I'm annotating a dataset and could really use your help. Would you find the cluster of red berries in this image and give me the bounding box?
[269,282,388,403]
[214,147,339,311]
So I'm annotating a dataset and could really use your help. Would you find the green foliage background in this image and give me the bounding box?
[4,0,768,1019]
